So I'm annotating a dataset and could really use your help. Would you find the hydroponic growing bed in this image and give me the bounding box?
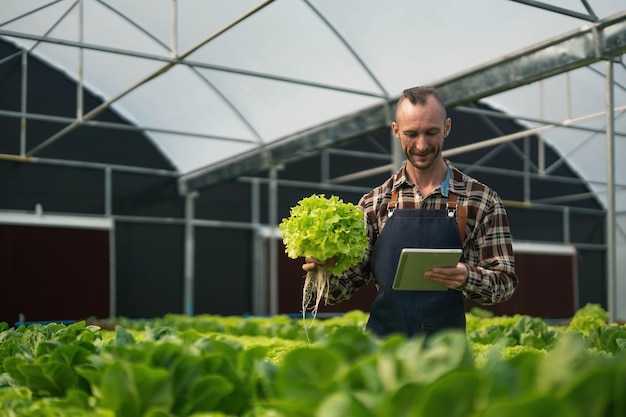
[0,304,625,416]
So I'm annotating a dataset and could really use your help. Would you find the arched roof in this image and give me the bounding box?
[2,2,624,190]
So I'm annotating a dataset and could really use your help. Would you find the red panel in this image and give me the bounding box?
[465,252,577,318]
[0,225,110,324]
[278,242,376,315]
[278,241,577,319]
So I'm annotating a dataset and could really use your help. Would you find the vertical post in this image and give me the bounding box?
[184,191,197,316]
[537,80,545,174]
[562,206,578,309]
[391,130,402,171]
[20,51,27,156]
[77,0,84,120]
[562,206,570,244]
[389,100,402,172]
[321,149,330,183]
[250,178,266,315]
[170,0,178,58]
[105,167,116,317]
[537,136,545,175]
[269,167,279,315]
[605,60,616,323]
[523,136,531,203]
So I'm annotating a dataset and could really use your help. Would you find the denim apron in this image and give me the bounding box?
[366,195,466,338]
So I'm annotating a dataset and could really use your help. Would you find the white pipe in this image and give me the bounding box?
[77,0,84,120]
[269,167,279,315]
[444,105,626,157]
[184,191,197,316]
[20,51,27,156]
[170,0,177,58]
[606,60,617,323]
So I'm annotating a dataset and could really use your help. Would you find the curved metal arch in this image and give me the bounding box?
[509,0,598,22]
[303,0,390,98]
[24,0,277,157]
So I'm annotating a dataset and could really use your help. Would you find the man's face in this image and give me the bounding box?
[392,96,451,172]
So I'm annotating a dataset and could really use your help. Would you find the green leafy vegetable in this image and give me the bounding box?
[279,194,368,331]
[2,308,626,416]
[279,194,367,275]
[567,303,608,336]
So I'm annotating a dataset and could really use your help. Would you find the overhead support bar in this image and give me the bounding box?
[0,152,179,177]
[509,0,598,22]
[0,29,386,99]
[436,10,626,106]
[23,0,277,157]
[303,0,389,97]
[0,109,258,144]
[180,10,626,192]
[178,102,391,193]
[445,104,626,158]
[454,105,626,137]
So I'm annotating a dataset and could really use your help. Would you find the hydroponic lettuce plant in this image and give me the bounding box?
[279,194,368,329]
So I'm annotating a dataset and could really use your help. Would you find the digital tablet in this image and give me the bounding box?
[392,248,463,291]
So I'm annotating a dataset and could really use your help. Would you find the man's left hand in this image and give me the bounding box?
[424,263,468,289]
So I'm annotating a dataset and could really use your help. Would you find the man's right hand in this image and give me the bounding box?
[302,256,336,271]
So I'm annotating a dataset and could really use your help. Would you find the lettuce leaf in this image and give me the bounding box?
[279,194,368,275]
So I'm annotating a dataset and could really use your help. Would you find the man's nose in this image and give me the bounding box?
[414,136,428,152]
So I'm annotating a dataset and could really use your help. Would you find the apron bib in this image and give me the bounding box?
[367,202,466,337]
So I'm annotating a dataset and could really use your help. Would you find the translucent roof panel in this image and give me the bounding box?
[486,62,626,209]
[1,0,624,176]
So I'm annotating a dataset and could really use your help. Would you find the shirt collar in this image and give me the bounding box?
[440,162,451,197]
[393,161,452,196]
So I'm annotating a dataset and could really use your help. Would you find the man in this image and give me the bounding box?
[303,86,517,337]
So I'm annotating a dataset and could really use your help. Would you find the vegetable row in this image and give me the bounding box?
[0,304,624,416]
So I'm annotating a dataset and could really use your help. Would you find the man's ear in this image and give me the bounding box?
[391,121,399,139]
[444,118,452,138]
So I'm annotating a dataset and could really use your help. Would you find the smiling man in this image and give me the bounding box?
[304,86,518,338]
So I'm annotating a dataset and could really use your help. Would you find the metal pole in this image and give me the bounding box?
[20,51,27,156]
[183,191,197,316]
[523,136,531,203]
[26,0,277,157]
[388,101,403,172]
[321,149,330,183]
[605,60,617,323]
[269,167,279,315]
[76,0,84,120]
[538,80,545,174]
[105,167,116,317]
[250,178,265,315]
[170,0,178,58]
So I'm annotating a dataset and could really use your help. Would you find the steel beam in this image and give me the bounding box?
[179,102,391,193]
[180,10,626,192]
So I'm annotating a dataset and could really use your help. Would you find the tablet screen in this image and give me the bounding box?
[392,248,462,291]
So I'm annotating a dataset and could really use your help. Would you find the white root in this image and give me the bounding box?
[302,264,329,340]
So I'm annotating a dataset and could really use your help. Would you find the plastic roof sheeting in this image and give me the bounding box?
[485,62,626,210]
[2,0,624,177]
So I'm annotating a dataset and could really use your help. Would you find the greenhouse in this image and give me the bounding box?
[2,1,626,416]
[1,1,625,323]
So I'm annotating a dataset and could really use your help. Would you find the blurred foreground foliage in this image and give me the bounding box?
[1,304,624,417]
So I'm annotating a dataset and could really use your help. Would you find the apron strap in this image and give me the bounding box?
[447,192,467,244]
[389,189,466,243]
[388,188,399,212]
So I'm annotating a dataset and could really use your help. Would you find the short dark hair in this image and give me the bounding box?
[398,86,447,119]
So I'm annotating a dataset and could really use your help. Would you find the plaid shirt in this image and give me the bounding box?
[327,161,518,306]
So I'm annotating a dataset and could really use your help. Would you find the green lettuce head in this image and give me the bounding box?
[279,194,368,276]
